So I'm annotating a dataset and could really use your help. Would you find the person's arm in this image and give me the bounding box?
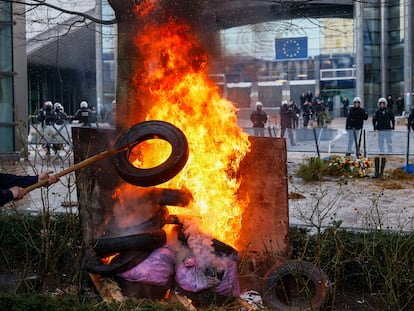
[390,110,395,129]
[0,171,58,207]
[0,173,36,207]
[0,173,38,189]
[363,109,368,120]
[345,115,350,129]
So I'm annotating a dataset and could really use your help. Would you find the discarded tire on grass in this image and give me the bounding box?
[93,229,167,257]
[262,260,330,311]
[113,120,189,187]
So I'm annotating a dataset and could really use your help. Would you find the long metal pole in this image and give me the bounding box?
[354,1,364,104]
[406,128,410,166]
[363,129,367,158]
[353,128,359,157]
[380,0,388,97]
[404,0,413,112]
[313,127,320,158]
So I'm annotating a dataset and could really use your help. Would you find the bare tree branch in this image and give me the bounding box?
[1,0,117,25]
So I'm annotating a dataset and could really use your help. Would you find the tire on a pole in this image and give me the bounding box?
[113,120,189,187]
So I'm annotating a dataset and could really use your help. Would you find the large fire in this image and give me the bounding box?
[125,3,251,249]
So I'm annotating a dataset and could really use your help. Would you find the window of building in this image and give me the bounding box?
[0,2,14,153]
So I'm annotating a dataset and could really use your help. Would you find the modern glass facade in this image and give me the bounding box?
[363,0,413,112]
[0,2,14,152]
[217,1,413,114]
[218,17,355,111]
[2,1,413,151]
[27,0,116,117]
[101,0,116,110]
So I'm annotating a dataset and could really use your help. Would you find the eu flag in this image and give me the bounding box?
[275,37,308,60]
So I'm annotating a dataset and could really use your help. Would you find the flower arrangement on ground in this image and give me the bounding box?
[328,156,371,177]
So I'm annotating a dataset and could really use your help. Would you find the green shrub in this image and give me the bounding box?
[295,157,328,181]
[0,213,82,291]
[289,226,414,309]
[0,214,413,309]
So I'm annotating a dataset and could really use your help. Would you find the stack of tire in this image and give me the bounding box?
[84,120,191,298]
[84,187,194,298]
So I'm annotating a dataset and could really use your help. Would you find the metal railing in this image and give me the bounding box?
[247,126,414,163]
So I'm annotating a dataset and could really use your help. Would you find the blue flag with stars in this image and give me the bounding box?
[275,37,308,60]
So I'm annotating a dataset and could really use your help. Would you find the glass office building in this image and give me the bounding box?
[1,1,413,152]
[0,3,14,153]
[218,1,413,114]
[0,2,26,154]
[95,0,116,113]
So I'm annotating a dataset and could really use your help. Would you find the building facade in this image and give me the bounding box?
[0,2,27,154]
[218,0,413,114]
[1,1,413,153]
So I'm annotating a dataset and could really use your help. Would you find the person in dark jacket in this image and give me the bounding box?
[342,96,350,117]
[37,101,58,155]
[301,100,313,128]
[372,97,395,177]
[386,94,395,114]
[395,96,404,116]
[75,101,92,127]
[250,101,268,136]
[54,103,68,126]
[0,171,58,207]
[280,100,296,145]
[299,92,307,106]
[37,101,57,127]
[305,90,313,103]
[313,99,327,128]
[345,97,368,155]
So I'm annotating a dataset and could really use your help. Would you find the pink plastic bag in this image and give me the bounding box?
[175,256,220,292]
[214,258,240,297]
[117,246,175,286]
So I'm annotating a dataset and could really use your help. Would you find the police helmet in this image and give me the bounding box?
[377,97,387,107]
[353,97,362,105]
[80,101,88,108]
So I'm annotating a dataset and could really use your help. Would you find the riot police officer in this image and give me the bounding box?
[75,101,92,127]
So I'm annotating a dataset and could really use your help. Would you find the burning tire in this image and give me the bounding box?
[84,249,151,276]
[113,120,189,187]
[158,187,193,207]
[177,232,238,257]
[210,238,238,257]
[104,206,170,238]
[262,260,330,311]
[93,229,167,257]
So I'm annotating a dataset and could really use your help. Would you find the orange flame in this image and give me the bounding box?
[127,6,250,249]
[101,253,120,265]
